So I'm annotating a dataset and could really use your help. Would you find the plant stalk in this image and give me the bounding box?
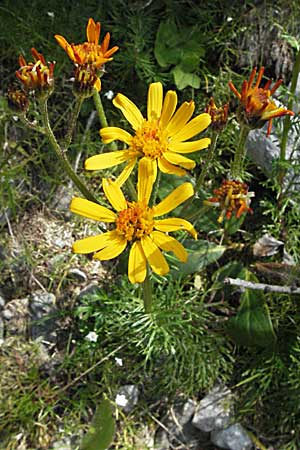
[39,99,99,203]
[230,125,250,180]
[64,96,84,150]
[93,89,117,150]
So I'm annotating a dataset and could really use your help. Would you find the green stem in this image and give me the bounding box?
[230,125,250,180]
[39,99,99,203]
[19,115,45,134]
[64,96,84,150]
[195,132,219,192]
[93,89,117,150]
[143,266,152,313]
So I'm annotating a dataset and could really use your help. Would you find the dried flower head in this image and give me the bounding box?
[7,86,29,113]
[73,64,99,98]
[229,67,294,136]
[205,97,228,131]
[206,179,254,223]
[16,48,55,97]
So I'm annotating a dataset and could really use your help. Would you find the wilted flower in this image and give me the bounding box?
[73,64,98,97]
[7,86,29,113]
[85,82,211,186]
[229,67,294,136]
[205,97,228,131]
[16,48,55,96]
[70,159,196,283]
[55,18,119,92]
[206,179,254,223]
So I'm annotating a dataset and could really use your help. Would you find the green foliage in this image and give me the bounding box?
[80,397,115,450]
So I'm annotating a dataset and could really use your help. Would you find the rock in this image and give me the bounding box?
[192,385,233,432]
[77,283,100,300]
[154,429,170,450]
[50,184,73,219]
[29,291,57,343]
[68,268,87,283]
[0,290,6,309]
[115,385,139,413]
[211,423,253,450]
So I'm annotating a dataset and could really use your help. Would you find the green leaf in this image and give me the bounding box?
[227,270,276,347]
[172,239,226,276]
[154,20,181,67]
[172,66,201,90]
[80,397,115,450]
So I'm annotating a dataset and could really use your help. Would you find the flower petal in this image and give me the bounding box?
[93,234,127,260]
[115,158,137,187]
[169,137,211,153]
[160,90,178,129]
[153,183,194,217]
[85,150,132,170]
[147,82,163,121]
[100,127,133,145]
[158,157,187,176]
[102,178,127,211]
[94,77,101,92]
[113,93,144,130]
[151,230,187,262]
[128,241,147,283]
[87,18,100,44]
[166,101,195,137]
[163,152,196,170]
[73,230,114,254]
[54,35,75,61]
[138,157,156,204]
[141,235,169,276]
[70,197,116,222]
[170,113,211,143]
[154,218,197,239]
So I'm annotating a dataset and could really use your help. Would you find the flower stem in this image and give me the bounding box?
[195,132,219,192]
[143,266,152,313]
[93,89,117,150]
[230,125,250,180]
[39,99,99,203]
[64,96,84,149]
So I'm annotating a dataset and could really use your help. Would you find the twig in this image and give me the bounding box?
[224,277,300,294]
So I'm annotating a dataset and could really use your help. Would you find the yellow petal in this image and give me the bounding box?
[128,241,147,283]
[147,82,163,121]
[93,235,127,260]
[171,113,211,143]
[154,218,197,239]
[138,157,156,204]
[70,197,116,222]
[160,90,177,129]
[87,18,100,44]
[166,101,195,137]
[94,77,101,92]
[100,127,133,145]
[115,158,137,187]
[163,152,196,170]
[141,235,169,276]
[54,34,69,50]
[113,93,144,130]
[153,183,194,217]
[102,178,127,211]
[151,230,187,262]
[169,137,211,153]
[73,230,113,254]
[158,157,187,176]
[85,150,132,170]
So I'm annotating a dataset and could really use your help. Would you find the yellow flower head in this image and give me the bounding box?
[70,159,197,283]
[229,67,294,136]
[206,179,254,223]
[85,82,211,186]
[16,48,55,95]
[55,18,119,92]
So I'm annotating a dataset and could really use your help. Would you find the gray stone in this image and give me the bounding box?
[211,423,253,450]
[116,385,139,413]
[192,386,233,432]
[0,290,5,309]
[68,268,87,283]
[29,291,57,342]
[1,297,29,337]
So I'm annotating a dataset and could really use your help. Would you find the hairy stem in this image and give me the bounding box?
[64,96,84,150]
[93,89,117,150]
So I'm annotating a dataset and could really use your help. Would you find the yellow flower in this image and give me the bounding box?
[55,18,119,92]
[70,159,197,283]
[16,48,55,95]
[85,82,211,185]
[229,67,294,136]
[206,179,254,223]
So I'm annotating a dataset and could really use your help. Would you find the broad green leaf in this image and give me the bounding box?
[80,397,115,450]
[172,66,201,90]
[172,239,226,276]
[227,270,276,347]
[154,20,181,67]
